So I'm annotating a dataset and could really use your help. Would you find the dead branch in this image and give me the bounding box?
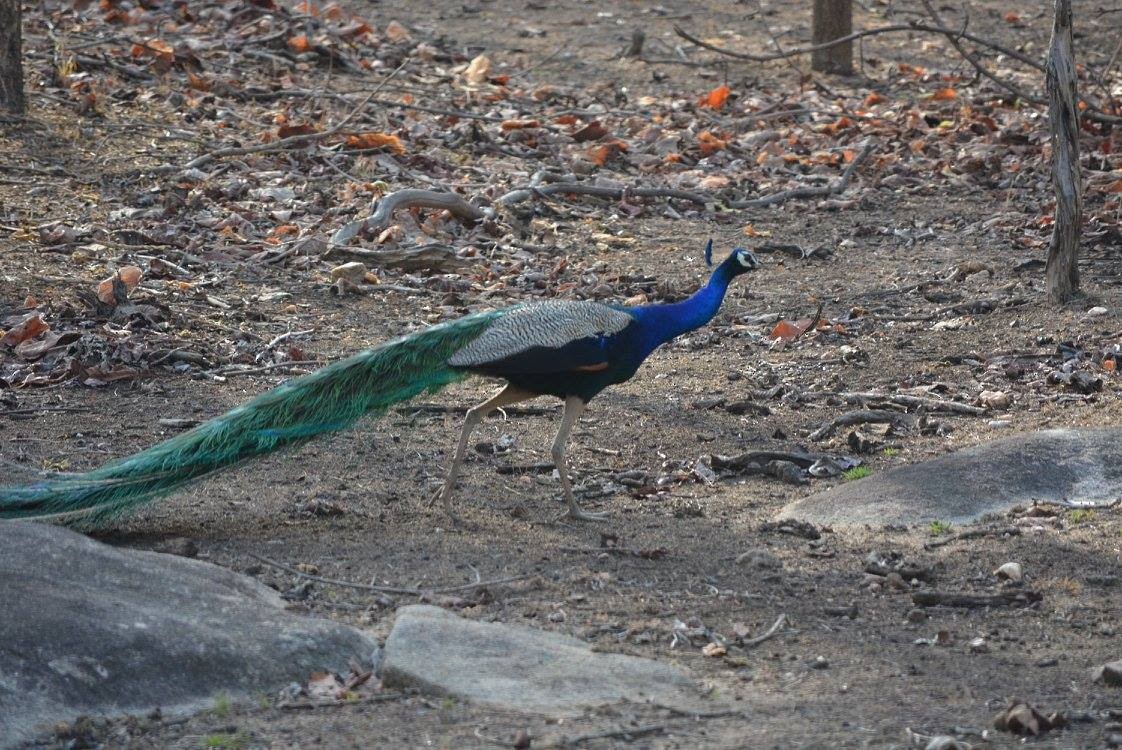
[912,589,1043,608]
[495,182,709,208]
[558,546,669,559]
[247,553,528,596]
[329,189,486,247]
[674,23,1043,71]
[835,391,986,416]
[172,59,408,174]
[924,526,1022,550]
[741,613,789,648]
[729,140,874,209]
[808,409,913,441]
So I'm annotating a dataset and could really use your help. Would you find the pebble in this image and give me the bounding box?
[735,549,782,569]
[1086,306,1109,318]
[969,637,989,654]
[330,262,368,285]
[994,562,1023,582]
[906,608,928,623]
[1093,660,1122,687]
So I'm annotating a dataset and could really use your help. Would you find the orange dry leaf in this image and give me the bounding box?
[821,116,854,135]
[863,92,886,107]
[587,140,628,166]
[697,131,727,157]
[186,72,211,92]
[554,114,579,126]
[500,119,540,130]
[570,121,608,142]
[385,20,412,42]
[288,35,312,53]
[1,313,49,348]
[698,84,731,109]
[1003,11,1020,23]
[278,123,319,138]
[97,265,143,305]
[769,319,810,343]
[930,87,958,101]
[1103,359,1117,372]
[345,132,406,154]
[1104,179,1122,193]
[742,224,771,238]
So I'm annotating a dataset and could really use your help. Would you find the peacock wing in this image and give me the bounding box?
[447,301,634,373]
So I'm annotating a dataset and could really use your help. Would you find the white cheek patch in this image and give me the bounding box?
[736,253,752,267]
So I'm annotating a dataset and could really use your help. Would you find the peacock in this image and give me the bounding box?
[0,242,759,528]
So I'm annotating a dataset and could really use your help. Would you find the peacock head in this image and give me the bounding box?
[703,239,760,276]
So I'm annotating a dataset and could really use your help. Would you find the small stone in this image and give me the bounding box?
[1092,660,1122,687]
[906,608,928,623]
[735,549,781,569]
[1086,306,1109,318]
[978,390,1011,409]
[295,563,319,575]
[994,562,1023,582]
[702,642,727,658]
[809,655,829,670]
[969,637,989,653]
[548,611,565,623]
[885,571,909,590]
[330,262,368,285]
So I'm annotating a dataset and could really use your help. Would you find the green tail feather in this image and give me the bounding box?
[0,310,504,528]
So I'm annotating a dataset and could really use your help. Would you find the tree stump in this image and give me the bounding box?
[812,0,853,75]
[1045,0,1081,303]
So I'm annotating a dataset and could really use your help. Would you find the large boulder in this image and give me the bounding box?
[0,521,375,748]
[381,605,710,715]
[779,428,1122,526]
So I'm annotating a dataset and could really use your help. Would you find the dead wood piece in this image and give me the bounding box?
[558,546,669,559]
[729,140,874,209]
[809,409,913,441]
[741,614,789,648]
[912,589,1043,608]
[329,243,468,272]
[1044,0,1082,302]
[330,190,485,247]
[924,526,1022,550]
[710,450,826,471]
[865,562,934,581]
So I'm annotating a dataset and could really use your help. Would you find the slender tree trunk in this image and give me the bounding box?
[812,0,853,75]
[0,0,24,114]
[1045,0,1081,303]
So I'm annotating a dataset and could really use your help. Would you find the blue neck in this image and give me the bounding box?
[631,261,737,354]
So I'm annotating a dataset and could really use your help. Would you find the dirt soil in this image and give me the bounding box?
[2,0,1122,748]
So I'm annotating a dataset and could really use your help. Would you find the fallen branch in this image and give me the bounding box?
[835,391,986,416]
[729,140,874,209]
[924,526,1022,550]
[558,546,669,559]
[247,553,528,596]
[495,182,709,208]
[808,409,913,441]
[912,589,1043,608]
[329,189,485,247]
[741,613,789,648]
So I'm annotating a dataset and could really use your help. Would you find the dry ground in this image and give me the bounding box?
[2,0,1122,748]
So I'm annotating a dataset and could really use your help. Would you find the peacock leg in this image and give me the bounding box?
[435,383,533,525]
[552,396,607,522]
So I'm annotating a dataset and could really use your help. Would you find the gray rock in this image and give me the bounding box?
[0,521,375,748]
[1093,660,1122,687]
[779,428,1122,526]
[381,605,709,715]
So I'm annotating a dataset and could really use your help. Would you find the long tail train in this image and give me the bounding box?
[0,311,503,528]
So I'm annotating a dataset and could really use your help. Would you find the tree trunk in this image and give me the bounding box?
[0,0,24,114]
[812,0,853,75]
[1045,0,1081,303]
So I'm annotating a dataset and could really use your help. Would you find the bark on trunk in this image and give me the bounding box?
[1045,0,1081,303]
[812,0,853,75]
[0,0,24,114]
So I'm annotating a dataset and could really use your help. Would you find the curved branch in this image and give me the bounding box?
[329,189,485,247]
[495,182,709,207]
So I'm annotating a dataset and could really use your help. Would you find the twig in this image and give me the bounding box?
[729,140,874,209]
[329,189,485,247]
[246,552,529,596]
[674,22,1043,72]
[912,589,1043,608]
[924,526,1022,550]
[741,613,788,648]
[172,59,409,173]
[558,546,669,559]
[495,182,709,208]
[833,391,986,416]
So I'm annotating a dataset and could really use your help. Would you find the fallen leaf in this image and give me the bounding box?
[278,123,319,138]
[930,87,958,101]
[1,313,49,348]
[385,20,412,42]
[697,131,727,156]
[742,224,771,237]
[345,132,406,154]
[570,121,608,142]
[287,35,312,53]
[863,92,887,106]
[698,84,730,109]
[587,140,627,166]
[500,119,540,130]
[306,671,346,701]
[1003,11,1021,23]
[463,54,491,85]
[97,265,143,305]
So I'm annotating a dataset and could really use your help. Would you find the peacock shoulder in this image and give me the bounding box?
[447,301,633,368]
